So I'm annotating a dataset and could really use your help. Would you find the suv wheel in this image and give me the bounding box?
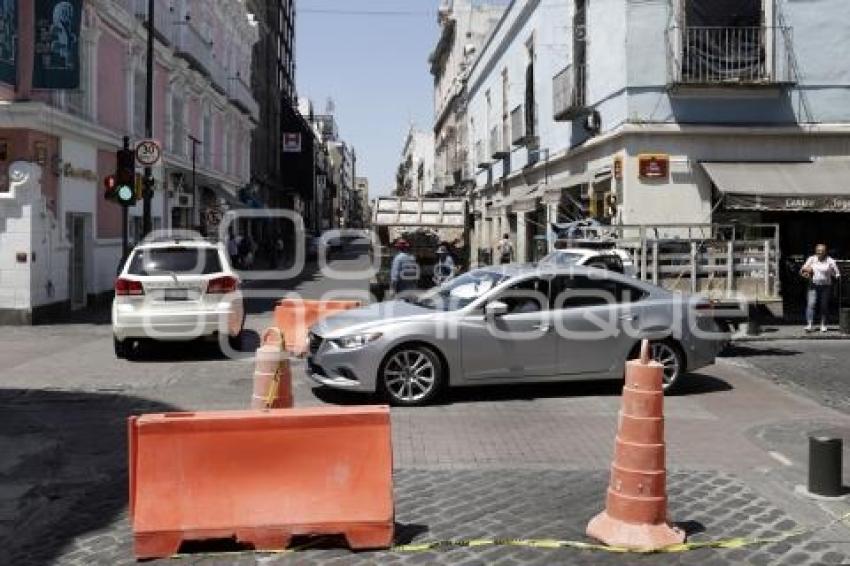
[113,336,126,359]
[378,345,444,406]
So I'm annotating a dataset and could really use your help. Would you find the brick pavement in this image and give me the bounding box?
[27,470,849,566]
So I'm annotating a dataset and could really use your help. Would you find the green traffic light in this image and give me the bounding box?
[117,185,134,204]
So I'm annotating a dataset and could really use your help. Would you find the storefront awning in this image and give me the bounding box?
[209,185,247,209]
[703,161,850,212]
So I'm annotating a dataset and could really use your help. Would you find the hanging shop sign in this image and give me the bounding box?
[613,155,623,180]
[638,154,670,180]
[725,194,850,212]
[0,0,16,86]
[32,0,83,90]
[283,133,302,153]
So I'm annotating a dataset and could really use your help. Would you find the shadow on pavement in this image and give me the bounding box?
[0,388,178,566]
[123,330,260,363]
[720,344,802,358]
[312,372,732,407]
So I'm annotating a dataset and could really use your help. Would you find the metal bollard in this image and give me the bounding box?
[808,435,843,497]
[840,308,850,335]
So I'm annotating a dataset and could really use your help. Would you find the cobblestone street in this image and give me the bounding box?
[1,255,850,565]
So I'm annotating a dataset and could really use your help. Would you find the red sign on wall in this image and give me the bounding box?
[638,154,669,179]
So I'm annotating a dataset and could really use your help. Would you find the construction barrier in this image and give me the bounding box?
[273,299,362,355]
[128,406,394,559]
[586,340,686,551]
[251,327,293,409]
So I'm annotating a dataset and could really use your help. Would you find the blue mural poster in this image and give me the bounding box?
[0,0,16,86]
[33,0,82,89]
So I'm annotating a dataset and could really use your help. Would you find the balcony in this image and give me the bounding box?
[553,64,587,121]
[173,21,213,77]
[510,105,536,147]
[490,126,508,159]
[133,0,173,46]
[475,140,489,169]
[667,26,796,88]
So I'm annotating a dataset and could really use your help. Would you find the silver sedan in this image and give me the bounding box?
[306,265,728,406]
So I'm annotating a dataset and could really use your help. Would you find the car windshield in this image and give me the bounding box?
[127,247,222,276]
[414,270,509,311]
[540,251,584,267]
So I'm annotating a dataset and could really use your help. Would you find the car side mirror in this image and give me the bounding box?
[485,300,508,320]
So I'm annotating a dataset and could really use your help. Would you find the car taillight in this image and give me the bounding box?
[115,278,144,296]
[207,275,238,294]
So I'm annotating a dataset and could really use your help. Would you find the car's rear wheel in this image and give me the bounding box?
[378,345,444,406]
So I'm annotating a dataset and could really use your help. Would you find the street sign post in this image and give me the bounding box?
[136,139,162,167]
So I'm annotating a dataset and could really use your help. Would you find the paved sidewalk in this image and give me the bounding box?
[21,470,850,566]
[734,325,850,342]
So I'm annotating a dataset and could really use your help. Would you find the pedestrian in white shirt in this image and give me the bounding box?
[800,243,840,332]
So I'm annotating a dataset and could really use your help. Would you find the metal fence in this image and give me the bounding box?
[552,63,586,120]
[667,26,795,85]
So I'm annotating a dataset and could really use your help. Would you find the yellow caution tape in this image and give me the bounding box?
[173,511,850,559]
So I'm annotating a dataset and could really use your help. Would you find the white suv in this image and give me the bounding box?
[111,238,244,358]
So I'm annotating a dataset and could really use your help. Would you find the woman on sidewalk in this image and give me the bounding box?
[800,243,841,332]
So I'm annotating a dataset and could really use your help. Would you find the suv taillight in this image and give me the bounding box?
[207,275,238,294]
[115,278,144,296]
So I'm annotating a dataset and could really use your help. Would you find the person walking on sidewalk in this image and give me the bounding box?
[496,234,514,265]
[801,243,841,332]
[390,239,419,295]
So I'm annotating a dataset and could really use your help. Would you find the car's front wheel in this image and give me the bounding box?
[650,340,686,393]
[378,345,444,406]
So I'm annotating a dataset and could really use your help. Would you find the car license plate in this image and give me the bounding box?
[163,289,189,301]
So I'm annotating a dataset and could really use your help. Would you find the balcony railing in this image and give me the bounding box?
[553,63,586,121]
[490,125,508,159]
[475,140,489,168]
[667,26,796,86]
[511,105,536,146]
[134,0,173,45]
[173,21,213,77]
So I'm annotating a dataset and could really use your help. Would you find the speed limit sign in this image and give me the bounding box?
[135,139,162,167]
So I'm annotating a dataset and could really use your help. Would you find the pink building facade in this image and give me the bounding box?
[0,0,258,323]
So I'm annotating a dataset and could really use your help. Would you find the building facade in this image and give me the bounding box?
[464,0,850,281]
[352,176,370,228]
[396,126,435,197]
[0,0,258,323]
[429,0,505,195]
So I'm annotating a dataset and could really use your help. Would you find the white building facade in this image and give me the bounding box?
[398,127,435,197]
[465,0,850,287]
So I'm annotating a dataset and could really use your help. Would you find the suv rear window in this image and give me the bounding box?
[127,247,222,276]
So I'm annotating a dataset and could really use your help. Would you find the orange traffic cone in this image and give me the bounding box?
[251,328,293,409]
[586,340,685,550]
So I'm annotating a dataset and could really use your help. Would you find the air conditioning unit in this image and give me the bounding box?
[175,193,194,208]
[583,110,601,134]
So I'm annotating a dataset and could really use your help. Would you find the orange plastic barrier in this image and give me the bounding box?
[586,340,685,550]
[128,406,394,559]
[251,328,293,409]
[273,299,362,355]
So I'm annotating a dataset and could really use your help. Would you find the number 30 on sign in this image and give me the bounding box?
[135,140,162,167]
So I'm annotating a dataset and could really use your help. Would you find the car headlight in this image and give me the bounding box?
[329,332,383,349]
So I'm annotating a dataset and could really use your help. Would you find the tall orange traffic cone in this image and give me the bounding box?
[586,340,685,550]
[251,327,293,409]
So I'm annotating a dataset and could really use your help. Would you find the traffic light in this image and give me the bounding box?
[115,145,137,206]
[103,174,117,200]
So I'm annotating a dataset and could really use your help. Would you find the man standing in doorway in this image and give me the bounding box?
[496,233,514,265]
[800,243,840,332]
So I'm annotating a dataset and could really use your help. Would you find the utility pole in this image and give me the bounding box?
[142,0,155,237]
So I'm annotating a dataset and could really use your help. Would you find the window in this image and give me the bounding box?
[524,39,536,138]
[552,275,647,309]
[67,35,91,118]
[497,277,550,314]
[585,255,625,274]
[202,110,212,166]
[133,67,146,138]
[127,247,223,276]
[171,94,185,157]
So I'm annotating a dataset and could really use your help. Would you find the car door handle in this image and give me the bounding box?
[532,324,551,332]
[619,315,638,321]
